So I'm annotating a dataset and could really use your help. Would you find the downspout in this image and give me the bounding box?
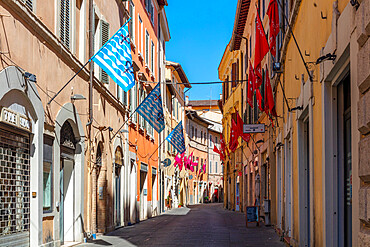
[88,0,96,234]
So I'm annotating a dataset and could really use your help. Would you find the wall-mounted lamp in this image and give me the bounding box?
[289,106,303,112]
[108,127,113,132]
[273,62,282,73]
[71,94,86,100]
[275,142,283,149]
[24,72,37,83]
[350,0,360,8]
[316,53,336,64]
[255,139,264,145]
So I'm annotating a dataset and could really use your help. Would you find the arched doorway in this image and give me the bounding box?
[96,143,107,233]
[114,147,123,227]
[60,121,77,244]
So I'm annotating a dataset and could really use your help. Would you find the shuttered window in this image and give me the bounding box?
[151,41,154,74]
[100,20,110,84]
[145,31,149,65]
[22,0,33,11]
[130,83,137,123]
[129,1,135,43]
[60,0,71,49]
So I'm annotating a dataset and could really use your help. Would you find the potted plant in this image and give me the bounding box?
[178,203,183,208]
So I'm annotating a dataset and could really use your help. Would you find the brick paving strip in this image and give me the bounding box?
[78,203,284,247]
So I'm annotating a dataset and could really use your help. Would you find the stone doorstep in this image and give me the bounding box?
[61,241,80,247]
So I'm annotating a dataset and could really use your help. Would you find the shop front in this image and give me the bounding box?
[0,66,44,246]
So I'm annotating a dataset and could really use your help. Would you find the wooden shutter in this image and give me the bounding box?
[231,63,236,87]
[22,0,33,11]
[60,0,70,49]
[100,20,110,84]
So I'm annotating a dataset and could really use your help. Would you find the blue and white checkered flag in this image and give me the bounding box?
[166,121,186,154]
[136,83,165,133]
[91,20,135,92]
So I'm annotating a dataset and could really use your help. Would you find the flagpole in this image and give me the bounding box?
[148,138,166,163]
[110,106,138,141]
[48,18,131,106]
[110,82,161,141]
[47,60,90,105]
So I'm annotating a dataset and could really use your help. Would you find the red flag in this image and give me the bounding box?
[267,0,280,58]
[213,145,225,161]
[220,134,227,157]
[256,89,264,111]
[255,63,263,89]
[229,119,239,152]
[254,9,269,70]
[247,60,255,108]
[264,68,277,117]
[234,108,251,143]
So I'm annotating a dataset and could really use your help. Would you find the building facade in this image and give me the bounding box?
[159,61,190,210]
[0,0,170,246]
[220,0,370,246]
[185,110,211,204]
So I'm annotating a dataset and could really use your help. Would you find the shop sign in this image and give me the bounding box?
[1,107,31,132]
[243,124,265,133]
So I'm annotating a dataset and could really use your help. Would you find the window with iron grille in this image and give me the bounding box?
[100,20,110,84]
[60,0,70,49]
[0,128,30,237]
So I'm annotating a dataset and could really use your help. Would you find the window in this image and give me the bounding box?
[60,0,71,49]
[145,0,154,23]
[195,128,197,140]
[201,131,203,143]
[204,132,207,143]
[117,85,128,106]
[215,162,218,173]
[215,136,218,144]
[210,161,212,173]
[191,126,194,138]
[43,136,53,212]
[145,31,149,65]
[129,0,135,44]
[139,15,143,53]
[100,20,110,84]
[210,135,213,147]
[201,158,203,166]
[130,83,137,123]
[249,35,252,58]
[151,41,155,73]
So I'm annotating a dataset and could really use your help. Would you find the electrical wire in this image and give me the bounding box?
[139,79,248,85]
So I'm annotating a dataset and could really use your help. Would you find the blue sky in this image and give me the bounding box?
[165,1,237,101]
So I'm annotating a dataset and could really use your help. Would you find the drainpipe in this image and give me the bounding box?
[88,0,96,234]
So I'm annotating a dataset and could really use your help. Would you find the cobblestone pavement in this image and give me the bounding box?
[78,203,284,247]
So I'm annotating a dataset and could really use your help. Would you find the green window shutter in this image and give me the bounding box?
[100,20,110,84]
[60,0,70,49]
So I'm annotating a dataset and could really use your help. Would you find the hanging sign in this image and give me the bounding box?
[243,124,265,133]
[1,107,31,132]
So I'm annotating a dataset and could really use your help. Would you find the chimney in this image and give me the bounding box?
[185,96,189,106]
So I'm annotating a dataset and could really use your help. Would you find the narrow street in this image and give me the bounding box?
[79,204,283,247]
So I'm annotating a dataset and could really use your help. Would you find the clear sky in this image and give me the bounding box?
[165,1,238,101]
